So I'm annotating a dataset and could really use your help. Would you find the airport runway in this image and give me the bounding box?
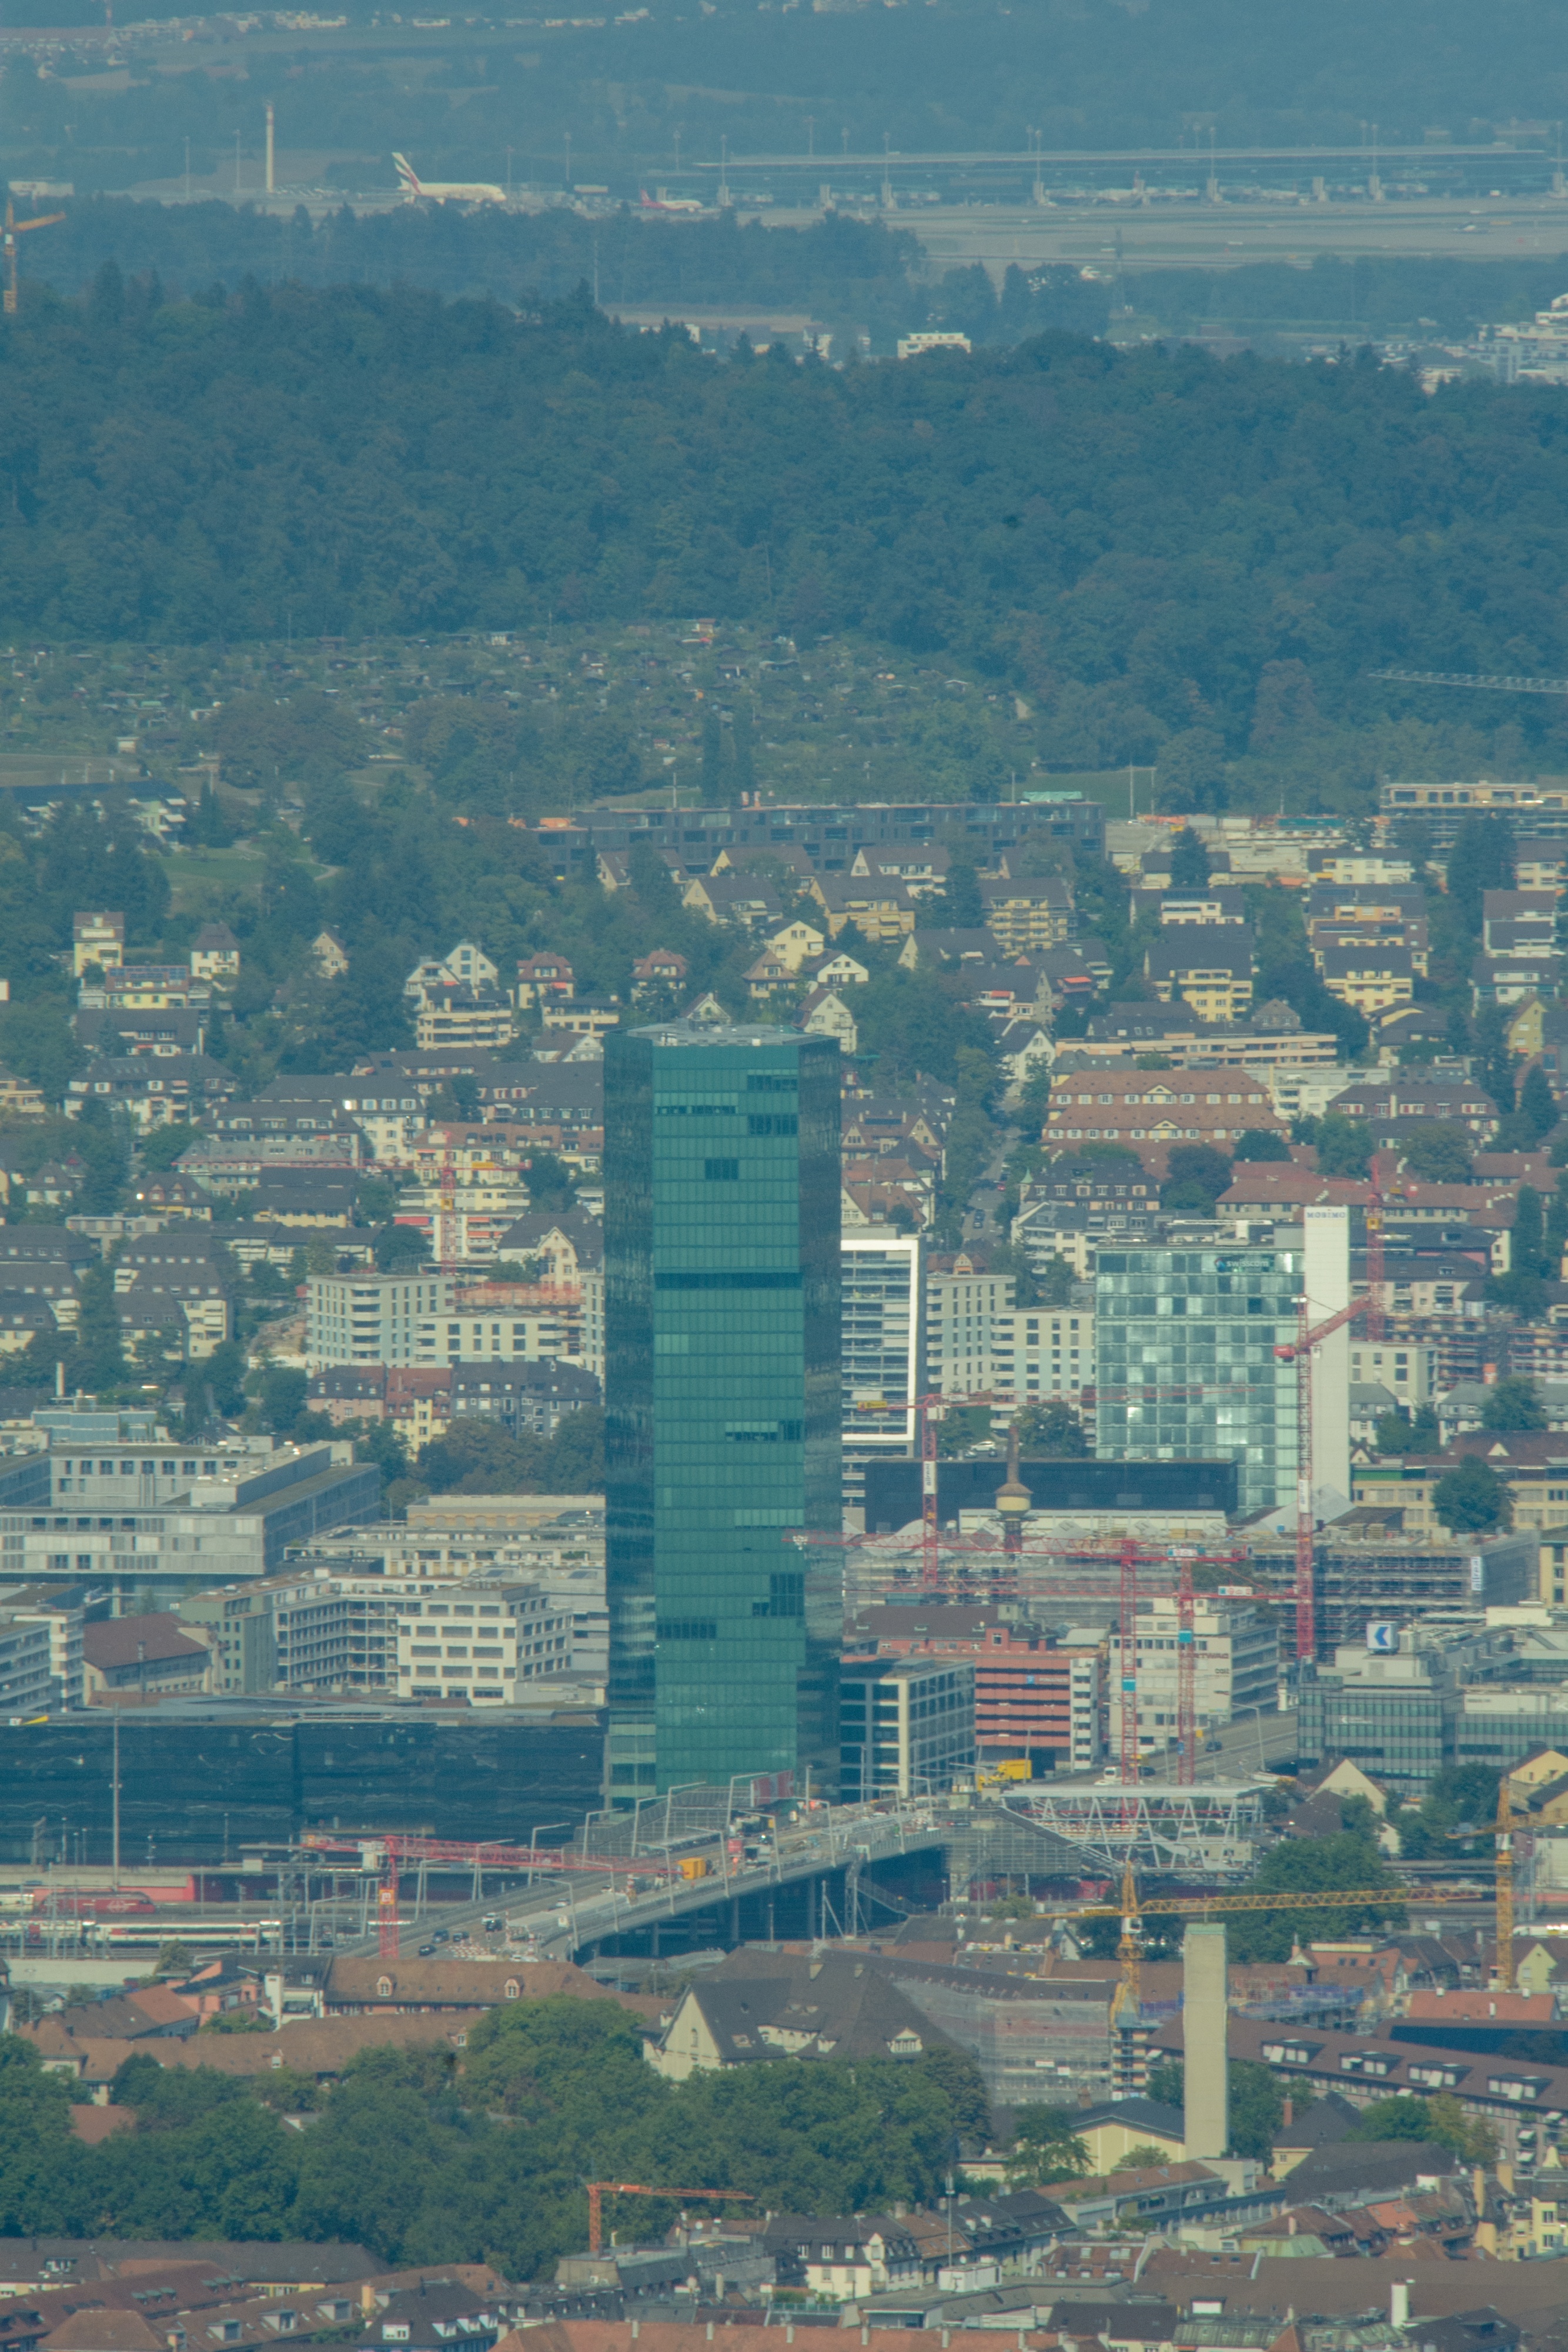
[754,194,1568,276]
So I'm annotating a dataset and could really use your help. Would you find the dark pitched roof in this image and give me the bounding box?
[1273,2091,1360,2150]
[676,1950,954,2065]
[83,1613,209,1672]
[1281,2140,1465,2203]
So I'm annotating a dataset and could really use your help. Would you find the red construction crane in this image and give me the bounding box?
[587,2182,750,2256]
[1275,1292,1370,1668]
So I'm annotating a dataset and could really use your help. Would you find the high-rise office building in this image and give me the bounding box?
[841,1228,922,1527]
[604,1021,842,1799]
[1094,1244,1300,1515]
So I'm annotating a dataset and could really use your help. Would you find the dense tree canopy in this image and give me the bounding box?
[0,2002,989,2274]
[6,282,1568,794]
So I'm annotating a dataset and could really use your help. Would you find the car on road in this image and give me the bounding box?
[417,1942,436,1955]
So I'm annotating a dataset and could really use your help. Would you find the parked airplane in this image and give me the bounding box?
[393,153,507,206]
[639,188,705,214]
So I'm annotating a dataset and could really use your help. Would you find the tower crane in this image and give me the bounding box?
[587,2182,750,2256]
[1368,669,1568,697]
[2,196,65,316]
[1495,1775,1524,1991]
[1275,1291,1372,1665]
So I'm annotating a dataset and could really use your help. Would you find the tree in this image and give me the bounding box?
[1113,2143,1178,2173]
[373,1222,432,1272]
[1445,814,1515,940]
[138,1122,199,1174]
[1161,1143,1232,1214]
[417,1418,549,1495]
[937,1404,993,1457]
[72,1259,125,1390]
[186,1339,246,1426]
[72,1098,130,1216]
[1480,1374,1547,1431]
[1375,1410,1416,1456]
[1513,1185,1547,1279]
[1167,828,1211,890]
[524,1151,579,1214]
[1313,1115,1373,1178]
[1400,1123,1473,1184]
[1233,1128,1290,1162]
[1473,1002,1519,1118]
[1519,1063,1559,1143]
[1432,1456,1510,1534]
[941,860,985,930]
[1348,2093,1497,2163]
[730,701,757,800]
[1136,2056,1281,2161]
[1225,1829,1405,1963]
[1007,2104,1091,2186]
[258,1364,309,1434]
[1011,1400,1088,1458]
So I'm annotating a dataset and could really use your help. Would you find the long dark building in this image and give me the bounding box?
[0,1707,607,1863]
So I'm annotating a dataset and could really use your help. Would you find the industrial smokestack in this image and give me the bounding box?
[1182,1921,1228,2159]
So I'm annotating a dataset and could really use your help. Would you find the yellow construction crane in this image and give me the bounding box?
[1112,1859,1142,2020]
[1495,1777,1520,1991]
[2,196,65,316]
[1067,1872,1439,2023]
[1059,1879,1443,1928]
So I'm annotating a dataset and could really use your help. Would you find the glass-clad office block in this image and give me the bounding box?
[1094,1246,1300,1516]
[604,1021,842,1798]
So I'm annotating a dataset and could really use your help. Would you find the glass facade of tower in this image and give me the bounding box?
[604,1022,842,1798]
[1094,1245,1300,1515]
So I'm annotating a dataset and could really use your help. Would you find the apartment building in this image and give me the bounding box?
[1145,934,1255,1024]
[1355,1436,1568,1535]
[306,1271,459,1369]
[1044,1071,1284,1152]
[72,910,125,976]
[1317,944,1415,1016]
[1348,1337,1440,1404]
[1379,779,1568,846]
[925,1254,1014,1397]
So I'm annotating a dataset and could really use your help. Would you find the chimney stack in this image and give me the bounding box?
[1182,1922,1228,2160]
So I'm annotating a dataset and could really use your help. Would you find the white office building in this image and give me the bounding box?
[1108,1595,1279,1763]
[839,1653,977,1799]
[395,1581,574,1704]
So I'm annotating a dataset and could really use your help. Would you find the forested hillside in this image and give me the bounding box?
[5,277,1568,787]
[7,0,1568,163]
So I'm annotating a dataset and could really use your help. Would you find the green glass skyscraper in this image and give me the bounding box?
[1094,1243,1300,1515]
[604,1020,842,1799]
